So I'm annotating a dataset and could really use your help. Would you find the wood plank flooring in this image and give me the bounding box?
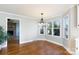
[0,40,70,55]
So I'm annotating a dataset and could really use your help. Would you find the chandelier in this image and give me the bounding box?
[39,13,44,24]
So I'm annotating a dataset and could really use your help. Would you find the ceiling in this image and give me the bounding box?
[0,4,75,19]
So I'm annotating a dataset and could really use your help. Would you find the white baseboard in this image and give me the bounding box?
[1,42,7,48]
[20,39,46,44]
[20,40,34,44]
[63,47,75,55]
[2,45,7,48]
[45,39,63,46]
[45,39,74,54]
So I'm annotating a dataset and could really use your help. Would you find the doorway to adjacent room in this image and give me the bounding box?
[7,19,20,49]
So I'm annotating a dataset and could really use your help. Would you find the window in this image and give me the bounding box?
[47,22,52,35]
[53,19,60,36]
[40,25,44,34]
[63,15,69,39]
[39,24,46,35]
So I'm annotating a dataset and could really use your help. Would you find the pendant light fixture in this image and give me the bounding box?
[39,13,44,24]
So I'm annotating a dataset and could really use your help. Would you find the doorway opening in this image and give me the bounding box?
[7,19,20,48]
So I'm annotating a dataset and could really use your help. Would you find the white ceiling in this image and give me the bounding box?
[0,4,75,19]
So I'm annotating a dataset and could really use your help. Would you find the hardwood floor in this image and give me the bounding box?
[0,40,70,55]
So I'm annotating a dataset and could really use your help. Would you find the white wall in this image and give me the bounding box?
[20,17,38,43]
[68,5,77,53]
[0,11,38,47]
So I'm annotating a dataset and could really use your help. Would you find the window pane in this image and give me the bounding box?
[53,29,60,36]
[53,19,60,36]
[40,26,44,34]
[48,29,52,35]
[47,22,52,35]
